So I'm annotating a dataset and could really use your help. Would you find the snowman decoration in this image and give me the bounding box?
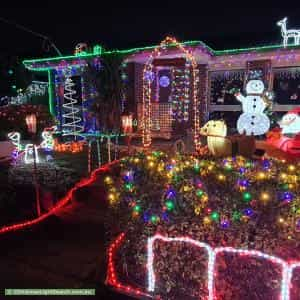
[235,80,270,136]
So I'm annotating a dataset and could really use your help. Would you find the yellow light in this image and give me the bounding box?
[202,195,208,202]
[148,161,155,168]
[194,207,201,215]
[257,172,266,180]
[218,174,226,181]
[104,176,113,185]
[288,165,296,172]
[183,185,190,192]
[280,173,287,180]
[260,192,270,202]
[108,193,116,203]
[208,165,214,171]
[278,217,285,224]
[203,216,211,225]
[134,158,140,163]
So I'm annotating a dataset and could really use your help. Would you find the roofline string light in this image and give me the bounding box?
[147,234,300,300]
[142,36,201,150]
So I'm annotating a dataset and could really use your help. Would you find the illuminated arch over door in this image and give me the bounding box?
[142,37,201,150]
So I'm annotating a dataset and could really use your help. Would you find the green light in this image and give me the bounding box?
[196,189,204,197]
[243,192,252,202]
[8,69,14,75]
[165,200,174,211]
[22,40,209,71]
[194,164,200,172]
[152,151,160,157]
[125,183,133,190]
[150,215,159,223]
[210,211,220,221]
[12,85,16,89]
[47,70,55,116]
[281,183,289,190]
[93,44,103,55]
[133,205,141,212]
[224,163,232,171]
[232,211,242,222]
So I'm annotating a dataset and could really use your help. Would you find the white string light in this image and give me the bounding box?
[7,132,21,150]
[147,234,300,300]
[62,76,83,137]
[24,144,39,164]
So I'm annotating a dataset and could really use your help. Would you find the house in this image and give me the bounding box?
[23,37,300,148]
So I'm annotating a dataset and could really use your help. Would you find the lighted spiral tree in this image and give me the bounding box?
[62,76,83,138]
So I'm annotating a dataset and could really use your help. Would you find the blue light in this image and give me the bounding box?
[242,208,254,217]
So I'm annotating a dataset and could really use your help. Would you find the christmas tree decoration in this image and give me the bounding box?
[62,76,84,137]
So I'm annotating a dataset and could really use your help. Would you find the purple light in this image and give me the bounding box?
[159,75,170,87]
[238,179,250,187]
[282,191,294,203]
[242,208,254,217]
[239,167,246,174]
[220,219,230,229]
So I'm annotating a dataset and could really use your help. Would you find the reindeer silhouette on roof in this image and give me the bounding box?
[277,17,300,48]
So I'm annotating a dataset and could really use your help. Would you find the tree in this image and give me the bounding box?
[88,53,124,133]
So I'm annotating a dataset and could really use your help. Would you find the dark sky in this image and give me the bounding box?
[1,1,300,59]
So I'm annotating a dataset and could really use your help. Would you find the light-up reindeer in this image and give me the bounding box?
[277,17,300,48]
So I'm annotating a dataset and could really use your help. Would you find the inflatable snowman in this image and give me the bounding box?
[235,80,270,136]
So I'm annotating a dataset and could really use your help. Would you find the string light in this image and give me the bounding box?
[147,234,300,300]
[0,161,117,235]
[142,36,200,150]
[24,144,39,164]
[62,76,84,137]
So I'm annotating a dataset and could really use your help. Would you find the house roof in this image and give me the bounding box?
[23,39,300,72]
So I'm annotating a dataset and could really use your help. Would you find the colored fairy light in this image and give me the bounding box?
[210,211,220,221]
[238,179,250,187]
[196,189,204,197]
[133,205,141,213]
[239,167,246,174]
[243,191,252,202]
[281,191,294,202]
[242,208,254,217]
[146,234,300,300]
[220,219,230,229]
[142,36,200,150]
[165,200,174,211]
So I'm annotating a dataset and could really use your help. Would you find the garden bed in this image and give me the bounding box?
[104,151,300,300]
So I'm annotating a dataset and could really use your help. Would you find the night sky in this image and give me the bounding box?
[1,1,300,58]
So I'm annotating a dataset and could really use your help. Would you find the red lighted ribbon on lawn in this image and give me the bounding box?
[0,161,116,235]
